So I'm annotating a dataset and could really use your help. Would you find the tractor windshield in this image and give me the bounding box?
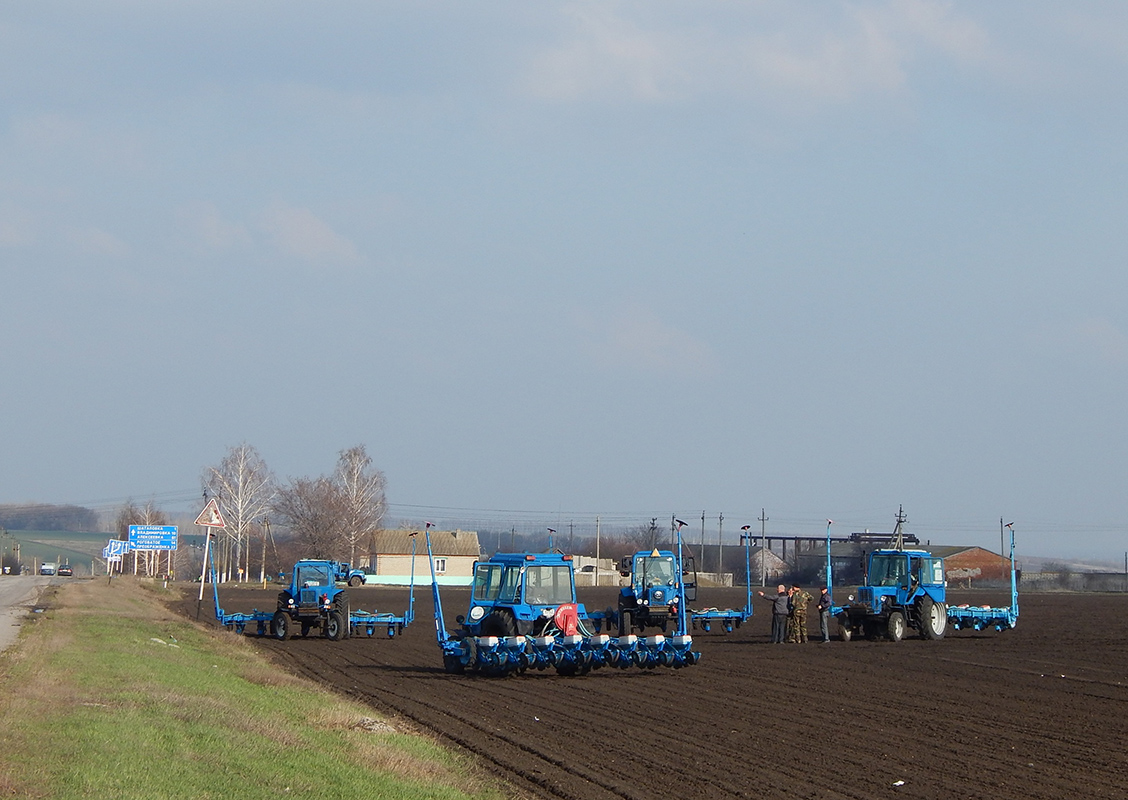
[869,554,908,588]
[636,556,676,588]
[296,563,332,588]
[523,565,574,605]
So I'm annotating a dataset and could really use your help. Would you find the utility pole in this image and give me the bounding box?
[700,510,706,569]
[568,520,574,554]
[717,512,724,583]
[758,508,768,587]
[595,516,601,575]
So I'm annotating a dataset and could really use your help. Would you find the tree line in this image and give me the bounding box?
[0,503,98,532]
[193,442,386,582]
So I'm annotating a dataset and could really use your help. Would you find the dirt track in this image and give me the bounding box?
[174,585,1128,799]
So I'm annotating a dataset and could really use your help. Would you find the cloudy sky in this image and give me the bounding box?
[2,2,1127,559]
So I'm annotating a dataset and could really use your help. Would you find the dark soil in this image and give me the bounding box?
[172,584,1128,799]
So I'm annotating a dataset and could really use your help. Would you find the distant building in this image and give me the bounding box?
[362,528,480,586]
[931,546,1012,586]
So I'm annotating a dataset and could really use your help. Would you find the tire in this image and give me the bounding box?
[479,611,518,638]
[918,597,947,640]
[619,610,633,637]
[326,610,346,641]
[443,654,465,674]
[271,611,291,641]
[838,617,853,642]
[348,576,362,587]
[886,611,905,642]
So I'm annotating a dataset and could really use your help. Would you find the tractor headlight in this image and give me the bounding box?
[469,606,485,621]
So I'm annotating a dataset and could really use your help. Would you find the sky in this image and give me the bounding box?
[2,1,1127,561]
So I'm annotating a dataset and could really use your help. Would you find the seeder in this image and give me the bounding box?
[946,528,1019,632]
[688,526,755,633]
[424,522,701,676]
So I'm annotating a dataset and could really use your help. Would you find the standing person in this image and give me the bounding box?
[788,584,813,643]
[757,584,789,644]
[818,586,833,642]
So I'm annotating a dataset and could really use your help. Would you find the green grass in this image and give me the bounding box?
[0,580,504,800]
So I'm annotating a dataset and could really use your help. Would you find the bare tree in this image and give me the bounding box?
[335,445,386,566]
[272,477,346,559]
[203,443,275,582]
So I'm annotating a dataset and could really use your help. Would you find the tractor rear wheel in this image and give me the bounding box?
[918,596,947,640]
[326,610,346,641]
[271,611,291,641]
[886,611,906,642]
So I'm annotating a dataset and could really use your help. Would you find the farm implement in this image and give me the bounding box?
[946,528,1019,632]
[207,538,415,640]
[828,509,1019,642]
[687,526,756,633]
[423,522,701,676]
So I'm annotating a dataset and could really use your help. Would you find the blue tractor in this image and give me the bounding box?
[271,559,351,641]
[831,508,948,642]
[836,548,948,641]
[425,525,700,676]
[456,552,591,638]
[616,549,697,635]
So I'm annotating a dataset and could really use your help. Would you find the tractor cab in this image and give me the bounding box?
[291,560,337,608]
[460,553,586,636]
[858,549,945,613]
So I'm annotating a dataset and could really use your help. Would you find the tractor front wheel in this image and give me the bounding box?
[619,610,633,637]
[272,611,291,641]
[886,611,906,642]
[838,617,853,642]
[326,610,346,641]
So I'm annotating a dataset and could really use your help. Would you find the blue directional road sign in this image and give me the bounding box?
[128,525,179,551]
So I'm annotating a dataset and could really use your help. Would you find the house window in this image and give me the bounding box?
[434,558,447,574]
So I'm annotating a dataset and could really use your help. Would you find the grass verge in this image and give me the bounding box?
[0,578,505,800]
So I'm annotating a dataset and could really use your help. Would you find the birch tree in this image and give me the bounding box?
[202,443,275,582]
[272,476,345,558]
[335,444,386,566]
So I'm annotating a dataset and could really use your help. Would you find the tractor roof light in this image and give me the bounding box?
[526,555,536,561]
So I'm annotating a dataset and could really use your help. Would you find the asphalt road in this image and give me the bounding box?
[0,576,50,653]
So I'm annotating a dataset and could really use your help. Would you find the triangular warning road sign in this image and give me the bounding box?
[195,498,227,528]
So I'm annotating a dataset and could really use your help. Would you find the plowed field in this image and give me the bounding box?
[173,585,1128,800]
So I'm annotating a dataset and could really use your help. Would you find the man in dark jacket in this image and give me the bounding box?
[818,587,833,642]
[757,584,789,644]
